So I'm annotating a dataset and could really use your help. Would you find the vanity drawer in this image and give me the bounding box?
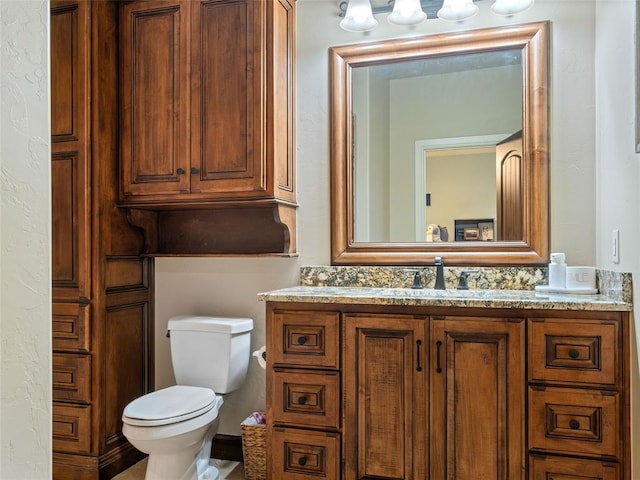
[528,318,618,386]
[528,386,620,459]
[271,427,340,479]
[52,353,91,403]
[272,369,340,430]
[270,310,340,369]
[53,403,92,454]
[529,454,620,480]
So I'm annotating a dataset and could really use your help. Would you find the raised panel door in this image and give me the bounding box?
[190,0,265,197]
[120,0,190,198]
[343,314,428,480]
[430,316,525,480]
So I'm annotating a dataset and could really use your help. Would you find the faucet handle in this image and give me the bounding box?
[403,269,423,289]
[457,270,480,290]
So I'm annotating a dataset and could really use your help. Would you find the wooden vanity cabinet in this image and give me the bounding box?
[266,303,630,480]
[51,2,154,478]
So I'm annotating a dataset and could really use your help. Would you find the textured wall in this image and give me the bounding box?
[594,0,640,475]
[0,1,52,478]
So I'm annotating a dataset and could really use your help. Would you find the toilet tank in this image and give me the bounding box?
[168,315,253,394]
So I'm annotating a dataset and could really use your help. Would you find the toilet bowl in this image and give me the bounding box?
[122,385,224,480]
[121,316,253,480]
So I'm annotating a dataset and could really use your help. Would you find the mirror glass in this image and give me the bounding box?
[330,22,549,265]
[352,49,523,243]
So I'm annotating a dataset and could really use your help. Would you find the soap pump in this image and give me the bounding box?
[548,252,567,289]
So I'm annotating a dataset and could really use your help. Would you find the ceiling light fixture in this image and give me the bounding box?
[338,0,534,32]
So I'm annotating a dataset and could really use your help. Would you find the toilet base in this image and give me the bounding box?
[144,455,219,480]
[199,464,220,480]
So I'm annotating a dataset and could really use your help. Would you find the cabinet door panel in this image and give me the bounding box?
[190,0,265,196]
[51,151,91,301]
[50,1,88,143]
[344,314,428,480]
[120,0,190,197]
[430,316,525,480]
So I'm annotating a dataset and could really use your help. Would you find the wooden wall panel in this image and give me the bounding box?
[104,303,150,446]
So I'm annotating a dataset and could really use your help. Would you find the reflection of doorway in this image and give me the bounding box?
[496,131,523,241]
[414,134,508,241]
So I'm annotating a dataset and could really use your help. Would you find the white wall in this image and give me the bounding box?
[594,0,640,475]
[156,0,604,436]
[0,1,52,478]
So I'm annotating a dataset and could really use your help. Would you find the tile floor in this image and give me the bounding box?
[111,458,245,480]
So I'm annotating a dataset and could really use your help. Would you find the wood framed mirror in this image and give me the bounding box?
[330,22,549,266]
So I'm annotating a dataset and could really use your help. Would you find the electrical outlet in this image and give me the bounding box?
[612,229,620,264]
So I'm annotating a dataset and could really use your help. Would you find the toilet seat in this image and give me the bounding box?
[123,385,217,427]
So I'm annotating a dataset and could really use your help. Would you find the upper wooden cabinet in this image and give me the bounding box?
[119,0,295,205]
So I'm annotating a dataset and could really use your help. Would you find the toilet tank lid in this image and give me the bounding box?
[168,315,253,334]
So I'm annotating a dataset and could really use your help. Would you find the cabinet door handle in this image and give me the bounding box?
[416,339,423,372]
[436,340,443,373]
[297,336,307,345]
[176,167,185,175]
[190,167,199,174]
[569,348,580,359]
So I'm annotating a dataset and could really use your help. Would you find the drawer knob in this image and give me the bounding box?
[297,396,307,405]
[569,419,580,429]
[569,348,580,359]
[297,336,307,345]
[298,457,307,466]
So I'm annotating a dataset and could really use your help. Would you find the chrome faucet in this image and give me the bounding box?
[434,257,445,290]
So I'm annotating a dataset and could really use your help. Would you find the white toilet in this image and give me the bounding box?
[122,315,254,480]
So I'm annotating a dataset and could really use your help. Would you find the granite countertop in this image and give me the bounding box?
[258,286,632,311]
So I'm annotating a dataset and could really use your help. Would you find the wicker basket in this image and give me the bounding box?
[241,421,266,480]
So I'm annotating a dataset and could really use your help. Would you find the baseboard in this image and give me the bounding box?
[211,434,244,462]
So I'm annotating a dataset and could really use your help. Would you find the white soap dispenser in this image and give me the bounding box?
[548,252,567,289]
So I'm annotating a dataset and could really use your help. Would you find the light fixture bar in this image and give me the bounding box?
[339,0,445,19]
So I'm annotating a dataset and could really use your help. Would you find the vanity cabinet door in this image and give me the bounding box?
[343,314,428,480]
[430,316,525,480]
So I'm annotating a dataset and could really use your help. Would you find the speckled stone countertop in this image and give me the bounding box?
[258,265,633,311]
[258,286,631,311]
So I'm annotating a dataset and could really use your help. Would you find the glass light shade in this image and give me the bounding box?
[388,0,427,26]
[491,0,534,15]
[340,0,379,32]
[437,0,479,21]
